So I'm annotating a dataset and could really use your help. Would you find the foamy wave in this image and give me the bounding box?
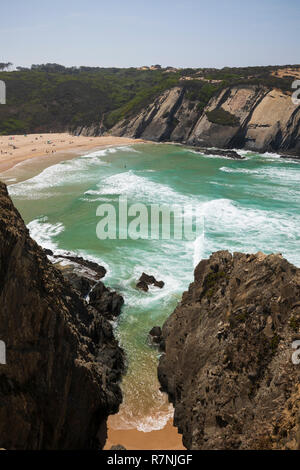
[220,165,300,183]
[193,232,205,267]
[137,408,174,432]
[26,217,110,272]
[27,217,64,251]
[8,151,112,198]
[109,405,174,432]
[84,170,195,205]
[197,198,300,266]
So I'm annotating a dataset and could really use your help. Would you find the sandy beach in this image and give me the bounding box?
[104,418,185,450]
[0,133,145,173]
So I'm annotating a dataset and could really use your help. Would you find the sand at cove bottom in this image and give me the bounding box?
[104,417,185,450]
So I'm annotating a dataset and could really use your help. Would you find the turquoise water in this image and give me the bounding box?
[8,143,300,431]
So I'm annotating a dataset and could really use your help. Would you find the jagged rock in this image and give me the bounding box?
[63,271,95,297]
[149,326,162,338]
[136,273,165,292]
[89,282,124,320]
[50,252,107,280]
[158,250,300,450]
[149,326,162,344]
[0,182,124,450]
[193,147,245,160]
[110,444,126,450]
[149,326,165,351]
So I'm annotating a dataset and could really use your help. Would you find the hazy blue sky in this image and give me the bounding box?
[1,0,299,68]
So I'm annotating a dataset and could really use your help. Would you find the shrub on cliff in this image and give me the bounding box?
[206,107,240,126]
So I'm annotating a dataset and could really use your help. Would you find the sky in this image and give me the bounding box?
[1,0,299,69]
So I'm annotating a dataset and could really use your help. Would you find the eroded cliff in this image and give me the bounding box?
[110,85,300,155]
[0,182,124,449]
[158,250,300,450]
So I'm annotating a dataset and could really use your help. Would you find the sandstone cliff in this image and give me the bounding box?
[0,182,124,449]
[158,251,300,450]
[110,85,300,155]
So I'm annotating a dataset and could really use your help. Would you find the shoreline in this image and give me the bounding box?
[104,418,184,450]
[0,133,146,174]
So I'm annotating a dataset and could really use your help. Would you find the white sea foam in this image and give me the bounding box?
[220,165,300,182]
[8,150,111,198]
[197,198,300,266]
[193,232,205,267]
[109,404,174,432]
[27,217,64,251]
[136,408,174,432]
[26,217,110,273]
[84,170,195,205]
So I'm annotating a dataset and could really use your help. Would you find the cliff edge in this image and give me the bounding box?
[0,182,124,449]
[110,85,300,155]
[158,250,300,449]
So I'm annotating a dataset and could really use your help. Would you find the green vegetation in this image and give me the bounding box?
[0,63,297,135]
[203,270,226,299]
[0,66,180,135]
[184,80,221,113]
[206,108,240,127]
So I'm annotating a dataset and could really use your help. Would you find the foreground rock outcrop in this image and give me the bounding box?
[0,182,124,449]
[158,251,300,449]
[110,85,300,155]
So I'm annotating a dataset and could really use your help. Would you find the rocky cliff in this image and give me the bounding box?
[158,251,300,450]
[110,85,300,155]
[0,182,124,449]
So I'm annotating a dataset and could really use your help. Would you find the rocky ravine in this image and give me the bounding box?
[158,251,300,450]
[109,85,300,155]
[0,182,124,449]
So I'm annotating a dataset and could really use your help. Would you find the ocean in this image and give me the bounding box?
[7,143,300,433]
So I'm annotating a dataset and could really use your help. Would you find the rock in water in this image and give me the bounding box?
[0,182,124,450]
[148,326,165,351]
[158,250,300,450]
[136,272,165,291]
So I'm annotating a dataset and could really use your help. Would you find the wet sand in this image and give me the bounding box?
[104,418,185,450]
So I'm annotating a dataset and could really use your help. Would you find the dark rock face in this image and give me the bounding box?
[110,85,300,155]
[0,182,124,450]
[89,282,124,320]
[136,273,165,292]
[63,271,95,297]
[148,326,165,352]
[158,250,300,450]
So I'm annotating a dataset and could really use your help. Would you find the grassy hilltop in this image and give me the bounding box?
[0,63,298,135]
